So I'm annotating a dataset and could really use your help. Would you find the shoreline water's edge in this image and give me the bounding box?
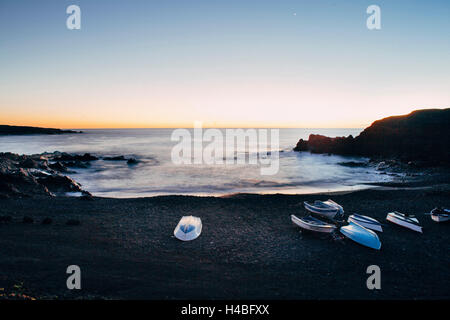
[2,149,449,199]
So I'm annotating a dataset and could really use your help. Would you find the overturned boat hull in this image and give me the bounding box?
[291,215,337,233]
[430,208,450,222]
[174,216,202,241]
[431,214,450,222]
[304,199,344,220]
[340,221,381,250]
[386,212,422,233]
[348,214,383,232]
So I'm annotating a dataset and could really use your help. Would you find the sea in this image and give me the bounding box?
[0,128,392,198]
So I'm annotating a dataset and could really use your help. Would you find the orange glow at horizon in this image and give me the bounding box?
[1,79,448,130]
[1,105,447,130]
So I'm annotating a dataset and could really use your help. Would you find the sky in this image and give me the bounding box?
[0,0,449,128]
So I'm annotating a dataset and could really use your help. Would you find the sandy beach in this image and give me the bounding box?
[1,186,449,300]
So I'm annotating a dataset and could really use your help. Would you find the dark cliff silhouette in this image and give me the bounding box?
[0,125,81,135]
[294,108,450,165]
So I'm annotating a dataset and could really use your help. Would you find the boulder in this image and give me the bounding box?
[53,153,98,162]
[306,134,355,155]
[49,161,70,172]
[0,152,89,198]
[338,161,368,168]
[104,155,126,161]
[0,168,51,197]
[37,174,82,193]
[127,158,138,165]
[78,153,98,161]
[63,161,90,168]
[293,139,308,152]
[20,158,43,169]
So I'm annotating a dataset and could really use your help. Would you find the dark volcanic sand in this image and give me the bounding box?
[0,187,449,300]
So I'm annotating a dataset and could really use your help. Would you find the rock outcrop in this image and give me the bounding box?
[0,152,88,198]
[294,108,450,165]
[103,156,126,161]
[0,151,139,198]
[53,152,98,162]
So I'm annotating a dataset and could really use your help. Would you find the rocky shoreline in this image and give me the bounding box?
[0,152,139,199]
[2,148,449,200]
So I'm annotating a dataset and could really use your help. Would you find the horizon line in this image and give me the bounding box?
[0,123,366,130]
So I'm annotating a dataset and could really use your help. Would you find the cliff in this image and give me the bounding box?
[294,108,450,165]
[0,125,81,135]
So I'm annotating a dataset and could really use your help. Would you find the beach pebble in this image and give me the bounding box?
[0,215,12,223]
[42,217,52,225]
[23,216,34,224]
[66,219,81,226]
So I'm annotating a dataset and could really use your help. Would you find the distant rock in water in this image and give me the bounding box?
[294,109,450,166]
[103,155,139,165]
[0,125,81,135]
[338,161,368,168]
[53,152,98,162]
[103,155,126,161]
[127,158,139,165]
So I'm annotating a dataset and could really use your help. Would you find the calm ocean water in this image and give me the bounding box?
[0,128,391,198]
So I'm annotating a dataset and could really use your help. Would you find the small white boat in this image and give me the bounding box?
[430,208,450,222]
[348,214,383,232]
[303,199,344,220]
[386,211,422,233]
[291,215,337,233]
[174,216,202,241]
[340,221,381,250]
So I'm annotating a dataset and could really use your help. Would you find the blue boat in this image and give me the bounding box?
[340,221,381,250]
